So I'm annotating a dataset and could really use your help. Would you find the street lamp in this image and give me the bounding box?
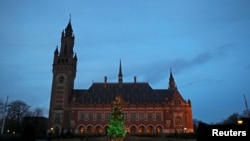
[48,127,53,141]
[50,128,53,134]
[183,127,187,141]
[237,119,243,125]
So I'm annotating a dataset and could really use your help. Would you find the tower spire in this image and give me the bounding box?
[118,60,123,84]
[169,68,174,82]
[168,68,176,90]
[59,18,74,57]
[65,15,73,37]
[69,13,71,22]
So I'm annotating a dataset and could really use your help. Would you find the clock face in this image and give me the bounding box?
[56,73,67,84]
[58,76,65,84]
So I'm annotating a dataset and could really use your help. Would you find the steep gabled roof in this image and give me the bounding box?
[73,82,176,104]
[71,62,184,105]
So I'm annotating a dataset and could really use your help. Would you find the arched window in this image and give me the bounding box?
[147,126,153,134]
[156,126,162,133]
[96,126,103,134]
[54,126,60,136]
[87,126,94,134]
[130,126,136,134]
[138,126,145,134]
[78,126,85,134]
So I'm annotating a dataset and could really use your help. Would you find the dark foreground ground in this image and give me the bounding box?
[1,134,196,141]
[37,136,196,141]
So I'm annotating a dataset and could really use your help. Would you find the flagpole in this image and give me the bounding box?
[244,94,249,118]
[1,95,8,134]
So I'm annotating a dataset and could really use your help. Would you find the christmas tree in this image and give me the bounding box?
[107,95,127,140]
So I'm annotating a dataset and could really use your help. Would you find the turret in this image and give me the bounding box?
[168,68,176,90]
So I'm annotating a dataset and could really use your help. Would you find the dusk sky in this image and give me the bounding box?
[0,0,250,124]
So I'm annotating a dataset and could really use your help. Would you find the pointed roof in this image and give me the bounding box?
[64,18,73,37]
[74,53,78,60]
[66,20,73,31]
[169,68,174,82]
[119,60,123,77]
[54,46,59,54]
[169,68,176,90]
[118,60,123,83]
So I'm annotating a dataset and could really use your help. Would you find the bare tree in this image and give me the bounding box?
[222,112,240,125]
[3,100,30,133]
[0,98,4,133]
[7,100,30,123]
[32,107,44,117]
[0,99,4,120]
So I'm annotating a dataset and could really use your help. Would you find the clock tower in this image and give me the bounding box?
[48,20,77,133]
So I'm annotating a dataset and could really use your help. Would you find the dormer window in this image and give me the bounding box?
[174,100,181,105]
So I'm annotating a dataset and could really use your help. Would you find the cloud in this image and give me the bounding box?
[213,43,236,59]
[166,52,212,75]
[180,78,223,88]
[128,43,236,86]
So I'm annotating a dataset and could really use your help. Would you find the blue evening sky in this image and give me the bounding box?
[0,0,250,123]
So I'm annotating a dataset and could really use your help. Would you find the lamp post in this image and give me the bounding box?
[1,95,9,134]
[47,127,53,141]
[184,127,187,141]
[50,128,53,133]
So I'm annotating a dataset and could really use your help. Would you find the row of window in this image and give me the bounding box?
[54,112,184,127]
[77,112,162,121]
[57,58,68,63]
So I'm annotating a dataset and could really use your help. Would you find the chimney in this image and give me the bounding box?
[134,76,137,84]
[104,76,107,87]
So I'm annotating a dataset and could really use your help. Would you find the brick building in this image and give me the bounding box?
[48,20,194,135]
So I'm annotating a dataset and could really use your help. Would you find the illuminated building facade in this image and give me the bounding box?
[48,20,194,135]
